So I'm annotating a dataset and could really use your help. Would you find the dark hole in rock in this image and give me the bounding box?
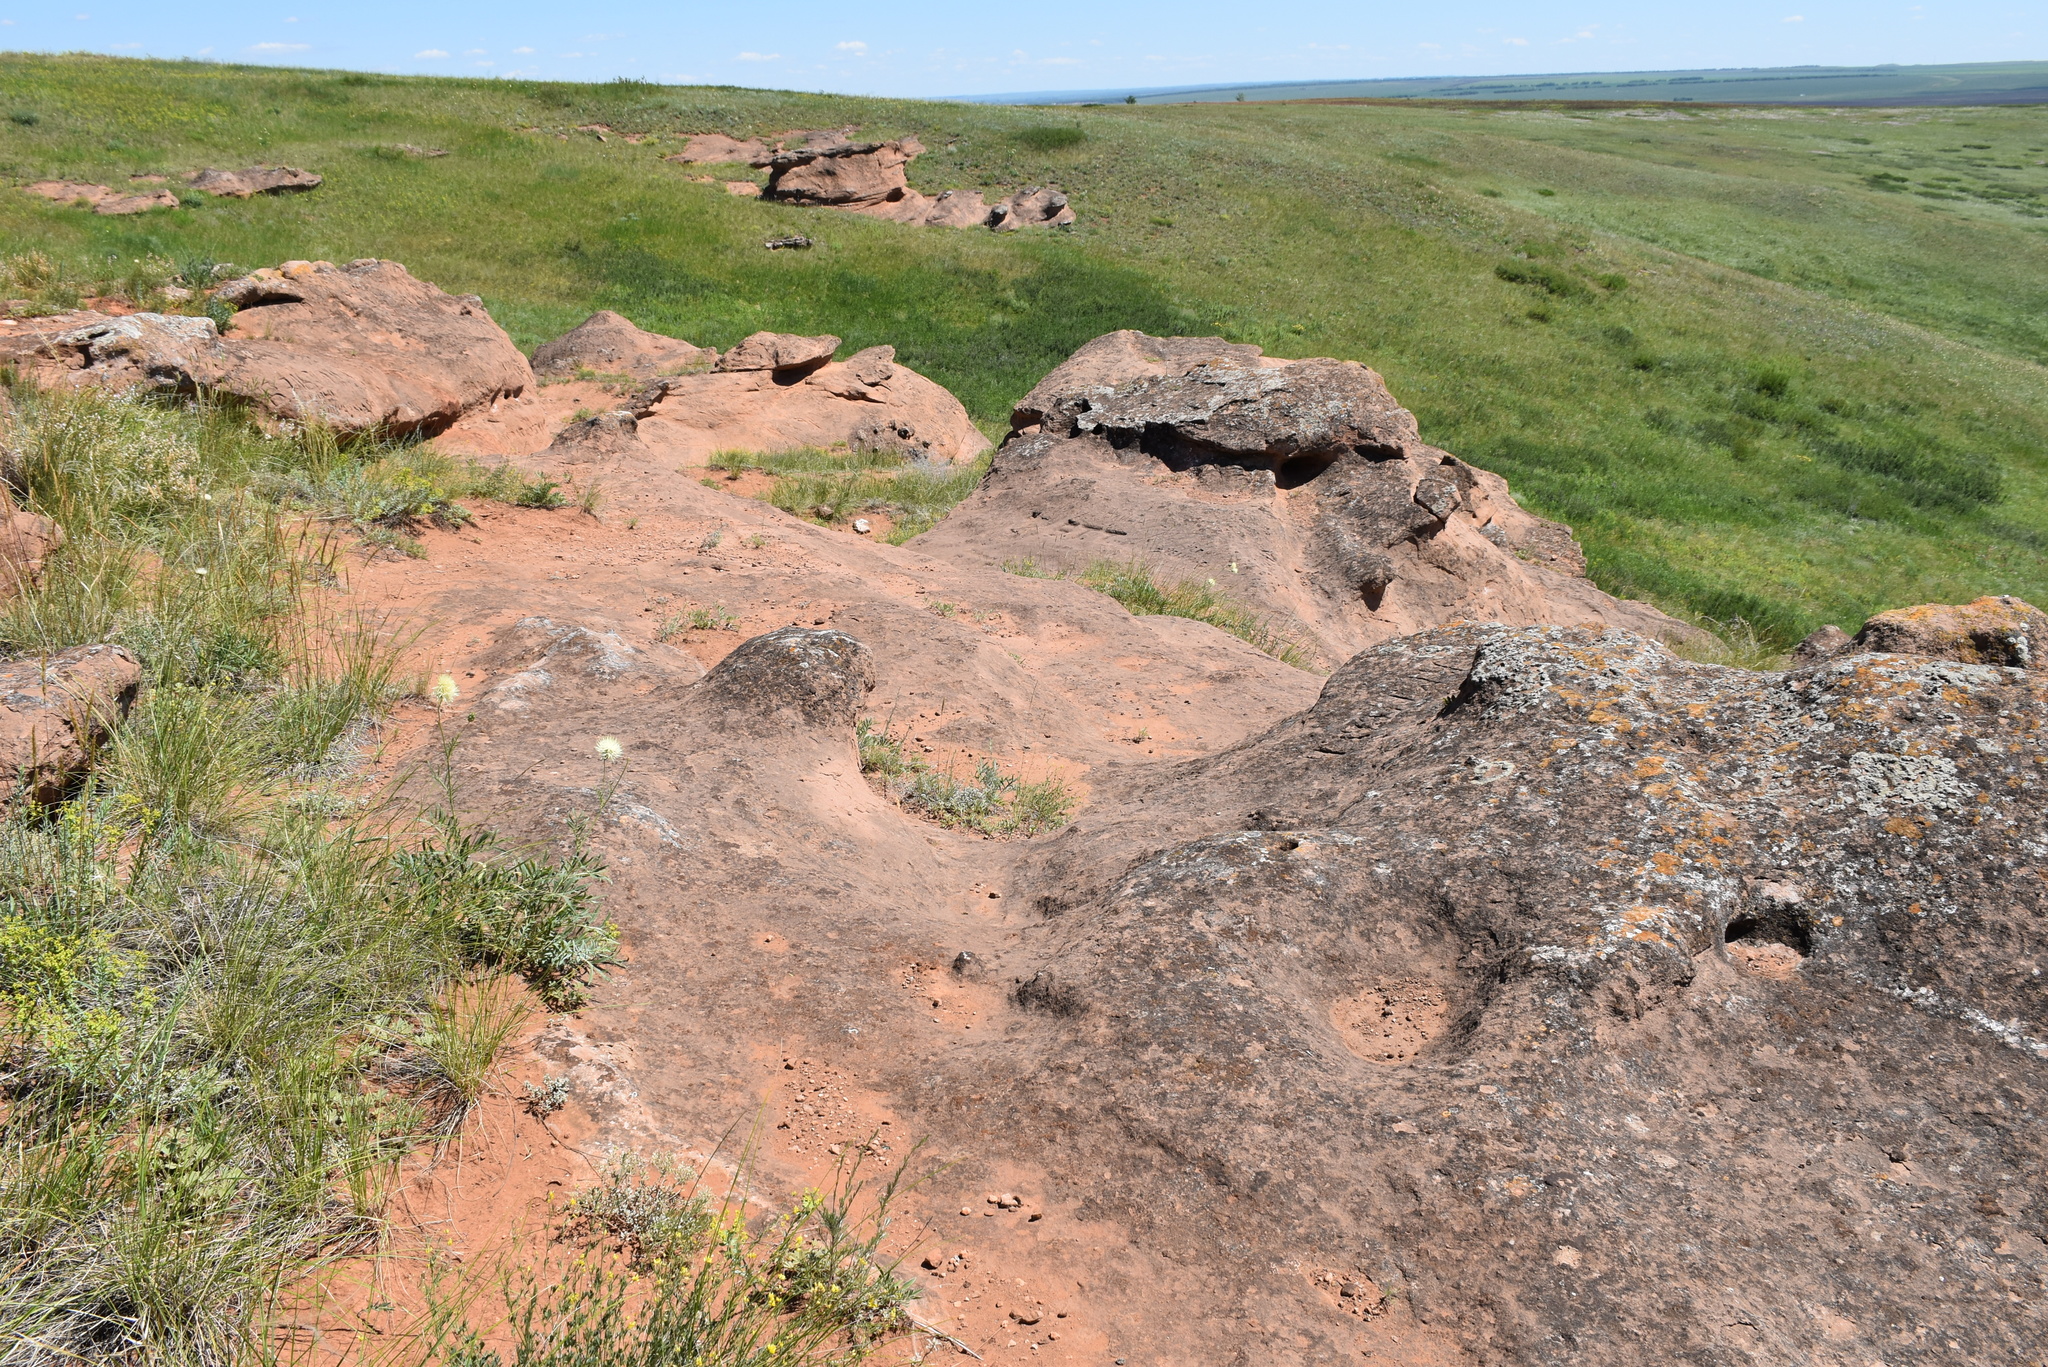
[1276,451,1340,489]
[1724,912,1809,979]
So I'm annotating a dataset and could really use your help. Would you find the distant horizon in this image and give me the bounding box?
[0,1,2041,100]
[950,58,2048,107]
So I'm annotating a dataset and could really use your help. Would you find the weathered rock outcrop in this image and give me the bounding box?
[663,129,852,166]
[1854,594,2043,669]
[196,259,531,435]
[186,166,322,198]
[0,311,220,386]
[537,331,986,464]
[915,329,1683,664]
[0,644,141,807]
[965,621,2048,1364]
[751,137,1074,231]
[22,180,178,215]
[5,260,533,438]
[531,311,715,379]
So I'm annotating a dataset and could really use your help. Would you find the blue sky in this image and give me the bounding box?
[2,2,2040,99]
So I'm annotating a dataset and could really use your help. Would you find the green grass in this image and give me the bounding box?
[0,380,625,1363]
[719,447,990,543]
[2,54,2047,643]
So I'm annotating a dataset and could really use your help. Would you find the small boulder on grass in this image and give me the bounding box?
[1853,595,2045,670]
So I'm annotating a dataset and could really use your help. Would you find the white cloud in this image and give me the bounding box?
[249,41,310,52]
[1506,36,1529,46]
[514,45,534,53]
[836,40,866,53]
[415,48,448,58]
[1783,13,1804,20]
[285,14,298,20]
[734,51,779,61]
[475,60,493,67]
[559,51,588,57]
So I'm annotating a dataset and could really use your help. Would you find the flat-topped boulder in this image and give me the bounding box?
[186,166,322,197]
[22,180,179,214]
[713,330,840,373]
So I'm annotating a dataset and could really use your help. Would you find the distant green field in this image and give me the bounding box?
[4,53,2048,643]
[986,60,2048,108]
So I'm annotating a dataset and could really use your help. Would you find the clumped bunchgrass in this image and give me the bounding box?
[1664,614,1790,672]
[855,718,1073,836]
[0,381,622,1365]
[735,448,988,543]
[416,1147,926,1367]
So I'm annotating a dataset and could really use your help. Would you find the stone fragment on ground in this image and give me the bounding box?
[0,644,141,807]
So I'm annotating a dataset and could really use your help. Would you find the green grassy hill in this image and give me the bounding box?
[5,53,2048,644]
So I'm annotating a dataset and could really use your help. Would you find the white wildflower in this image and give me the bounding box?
[429,674,460,707]
[595,736,624,762]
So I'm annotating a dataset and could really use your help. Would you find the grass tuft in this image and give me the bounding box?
[855,719,1074,836]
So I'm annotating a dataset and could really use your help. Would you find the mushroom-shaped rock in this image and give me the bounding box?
[694,627,874,731]
[0,644,142,807]
[1011,330,1269,433]
[531,311,715,379]
[714,331,840,374]
[912,330,1689,663]
[1853,595,2045,669]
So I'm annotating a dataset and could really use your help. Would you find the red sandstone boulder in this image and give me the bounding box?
[1854,595,2045,668]
[914,329,1688,664]
[186,166,322,198]
[531,311,716,379]
[0,644,141,808]
[763,139,925,208]
[21,180,178,214]
[0,510,64,597]
[714,331,840,374]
